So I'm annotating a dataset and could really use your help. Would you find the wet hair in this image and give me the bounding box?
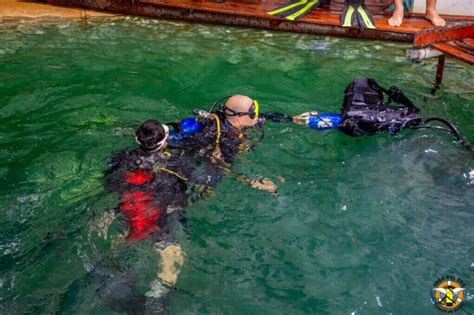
[135,119,166,151]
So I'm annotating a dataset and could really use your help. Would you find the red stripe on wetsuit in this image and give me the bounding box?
[120,169,160,241]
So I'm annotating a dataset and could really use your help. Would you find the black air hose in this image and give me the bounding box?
[414,116,472,151]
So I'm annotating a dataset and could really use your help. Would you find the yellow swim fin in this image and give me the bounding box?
[268,0,320,21]
[341,0,376,31]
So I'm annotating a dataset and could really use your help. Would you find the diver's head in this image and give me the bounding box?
[223,95,259,130]
[135,119,169,153]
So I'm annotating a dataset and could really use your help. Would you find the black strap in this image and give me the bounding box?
[352,77,370,106]
[368,79,419,112]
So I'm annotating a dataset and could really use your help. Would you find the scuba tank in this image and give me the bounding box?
[168,117,202,143]
[305,112,342,130]
[287,77,471,150]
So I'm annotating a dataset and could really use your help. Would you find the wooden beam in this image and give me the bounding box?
[45,0,432,42]
[432,42,474,64]
[431,55,445,95]
[137,1,414,42]
[414,23,474,47]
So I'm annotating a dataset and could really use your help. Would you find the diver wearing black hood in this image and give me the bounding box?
[92,119,223,313]
[104,119,201,242]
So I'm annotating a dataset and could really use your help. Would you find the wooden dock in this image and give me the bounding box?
[45,0,474,64]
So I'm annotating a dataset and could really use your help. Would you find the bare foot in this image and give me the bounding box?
[388,7,404,27]
[426,8,446,27]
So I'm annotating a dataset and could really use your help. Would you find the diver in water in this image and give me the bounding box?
[172,94,278,193]
[104,119,200,242]
[101,119,202,306]
[183,94,264,164]
[264,76,471,151]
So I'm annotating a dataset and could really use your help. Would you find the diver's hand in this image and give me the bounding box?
[292,112,313,125]
[210,147,223,163]
[249,177,278,195]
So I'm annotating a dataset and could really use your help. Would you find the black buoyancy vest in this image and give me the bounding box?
[339,77,422,136]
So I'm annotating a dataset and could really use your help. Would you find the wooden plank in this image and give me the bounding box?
[43,0,419,41]
[46,0,472,45]
[433,42,474,64]
[139,0,433,34]
[136,2,412,41]
[454,39,474,54]
[414,23,474,47]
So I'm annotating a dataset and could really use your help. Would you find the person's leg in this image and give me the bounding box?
[388,0,404,27]
[156,243,185,286]
[425,0,446,27]
[146,242,185,298]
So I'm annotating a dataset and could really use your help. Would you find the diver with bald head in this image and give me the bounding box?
[170,94,277,193]
[184,94,263,163]
[223,94,260,130]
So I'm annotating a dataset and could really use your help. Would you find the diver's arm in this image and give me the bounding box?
[216,164,278,195]
[170,118,278,194]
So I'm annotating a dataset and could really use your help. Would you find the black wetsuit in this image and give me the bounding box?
[105,148,206,242]
[172,113,256,166]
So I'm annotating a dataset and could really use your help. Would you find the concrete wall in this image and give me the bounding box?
[413,0,474,16]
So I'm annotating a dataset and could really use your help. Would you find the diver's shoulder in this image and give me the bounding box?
[106,148,139,169]
[111,148,139,161]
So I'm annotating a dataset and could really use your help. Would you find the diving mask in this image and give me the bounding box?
[222,99,260,119]
[209,95,260,120]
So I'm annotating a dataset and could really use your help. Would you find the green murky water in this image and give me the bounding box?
[1,17,473,314]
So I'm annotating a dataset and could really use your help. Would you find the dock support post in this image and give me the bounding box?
[431,54,445,95]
